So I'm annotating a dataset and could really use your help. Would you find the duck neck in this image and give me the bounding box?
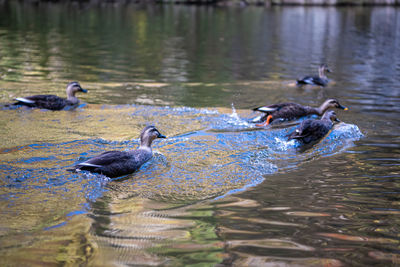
[139,138,153,151]
[321,113,333,122]
[319,67,327,79]
[67,90,79,104]
[314,101,331,116]
[67,96,79,104]
[309,106,324,116]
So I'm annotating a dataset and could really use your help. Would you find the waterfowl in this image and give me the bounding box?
[287,110,340,144]
[13,82,87,110]
[252,98,347,127]
[70,126,166,178]
[296,64,331,87]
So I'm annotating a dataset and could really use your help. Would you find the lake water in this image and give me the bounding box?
[0,2,399,266]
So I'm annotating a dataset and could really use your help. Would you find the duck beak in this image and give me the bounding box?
[157,133,166,138]
[338,104,348,110]
[79,88,88,93]
[326,68,332,73]
[334,118,341,122]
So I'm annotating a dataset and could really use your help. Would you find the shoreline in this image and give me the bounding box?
[3,0,400,6]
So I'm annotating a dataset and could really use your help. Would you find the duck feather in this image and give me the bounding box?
[70,126,166,178]
[13,82,86,111]
[287,110,337,144]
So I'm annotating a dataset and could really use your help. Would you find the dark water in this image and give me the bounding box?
[1,2,399,266]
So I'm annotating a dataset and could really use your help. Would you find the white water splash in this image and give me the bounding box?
[273,137,297,151]
[226,103,253,127]
[169,106,219,114]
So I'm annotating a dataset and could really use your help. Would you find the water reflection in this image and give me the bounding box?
[89,195,224,266]
[1,4,399,117]
[0,2,399,266]
[214,138,400,265]
[0,103,364,265]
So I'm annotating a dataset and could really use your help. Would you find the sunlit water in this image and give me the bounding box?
[0,2,399,267]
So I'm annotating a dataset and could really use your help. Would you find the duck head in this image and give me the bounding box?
[140,126,166,148]
[320,99,348,113]
[318,64,331,78]
[66,82,88,99]
[322,110,340,122]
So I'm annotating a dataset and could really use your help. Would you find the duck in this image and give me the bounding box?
[252,98,348,127]
[13,82,87,110]
[296,64,331,87]
[287,110,340,144]
[69,126,166,178]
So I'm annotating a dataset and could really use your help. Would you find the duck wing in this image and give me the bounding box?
[288,120,330,143]
[297,76,327,86]
[288,120,318,139]
[253,103,295,113]
[297,76,316,85]
[272,102,311,120]
[76,151,131,170]
[309,77,327,86]
[14,95,67,110]
[74,149,153,178]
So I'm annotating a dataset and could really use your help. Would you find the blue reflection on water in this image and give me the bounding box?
[43,221,68,231]
[0,106,363,206]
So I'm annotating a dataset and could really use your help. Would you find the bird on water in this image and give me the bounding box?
[13,81,87,110]
[287,110,340,144]
[296,64,331,87]
[252,98,348,127]
[69,126,166,178]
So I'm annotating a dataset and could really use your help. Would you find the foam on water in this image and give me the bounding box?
[228,103,253,127]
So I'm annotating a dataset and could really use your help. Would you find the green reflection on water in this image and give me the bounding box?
[1,1,399,266]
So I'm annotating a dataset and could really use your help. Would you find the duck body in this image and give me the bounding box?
[253,98,347,126]
[296,76,328,87]
[13,82,87,110]
[287,110,339,144]
[75,149,153,178]
[71,126,166,178]
[296,64,331,87]
[253,102,314,124]
[14,94,77,110]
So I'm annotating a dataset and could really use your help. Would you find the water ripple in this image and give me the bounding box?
[0,106,364,205]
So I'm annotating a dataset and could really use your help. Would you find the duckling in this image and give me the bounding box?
[287,110,340,144]
[296,64,331,87]
[70,126,166,178]
[252,98,347,127]
[13,82,87,110]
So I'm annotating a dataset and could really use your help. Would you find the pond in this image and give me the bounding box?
[0,2,399,266]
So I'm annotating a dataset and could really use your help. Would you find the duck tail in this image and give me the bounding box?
[252,106,276,113]
[13,98,36,107]
[287,130,303,140]
[14,97,35,104]
[288,135,302,140]
[296,79,308,86]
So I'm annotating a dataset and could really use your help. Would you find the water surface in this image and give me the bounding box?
[0,3,399,266]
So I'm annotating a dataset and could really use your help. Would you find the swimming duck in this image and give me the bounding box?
[296,64,331,87]
[70,126,166,178]
[13,82,87,110]
[287,110,340,144]
[252,98,347,127]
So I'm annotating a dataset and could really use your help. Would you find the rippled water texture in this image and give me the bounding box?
[0,3,399,267]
